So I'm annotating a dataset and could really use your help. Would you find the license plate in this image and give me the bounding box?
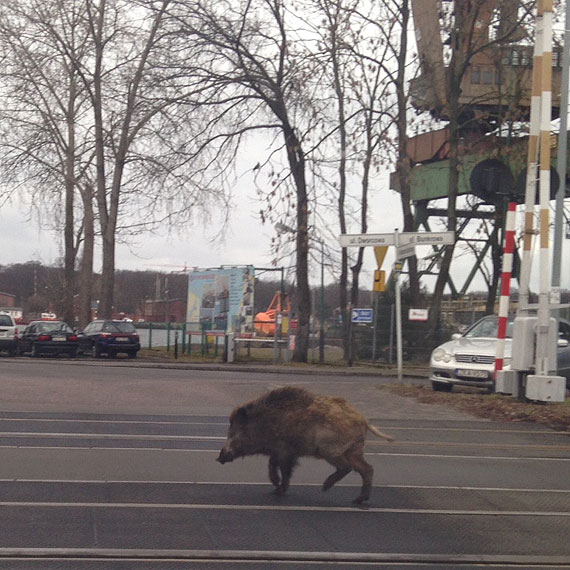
[52,336,67,342]
[0,332,6,338]
[456,368,488,379]
[116,337,129,342]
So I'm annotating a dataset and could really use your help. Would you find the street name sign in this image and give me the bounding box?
[339,231,455,248]
[339,233,395,247]
[338,229,455,384]
[396,242,416,260]
[351,308,373,323]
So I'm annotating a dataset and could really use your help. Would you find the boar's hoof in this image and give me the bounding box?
[352,493,370,505]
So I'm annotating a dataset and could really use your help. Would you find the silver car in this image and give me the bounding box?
[429,315,570,392]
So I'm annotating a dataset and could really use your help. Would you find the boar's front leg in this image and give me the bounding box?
[268,454,298,495]
[277,455,298,494]
[268,455,281,489]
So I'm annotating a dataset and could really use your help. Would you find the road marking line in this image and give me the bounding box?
[3,432,570,452]
[0,432,226,441]
[1,446,569,460]
[365,451,570,461]
[380,426,569,435]
[1,501,569,516]
[0,418,228,427]
[0,548,568,565]
[2,480,570,494]
[4,418,565,436]
[367,440,570,451]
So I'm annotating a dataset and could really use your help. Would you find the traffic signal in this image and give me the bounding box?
[373,269,386,292]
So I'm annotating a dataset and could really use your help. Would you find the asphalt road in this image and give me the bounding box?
[0,357,569,569]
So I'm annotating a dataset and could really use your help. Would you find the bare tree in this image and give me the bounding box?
[0,0,95,324]
[1,0,233,323]
[306,0,397,358]
[169,0,321,361]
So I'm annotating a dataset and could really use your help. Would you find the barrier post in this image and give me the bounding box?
[494,202,517,385]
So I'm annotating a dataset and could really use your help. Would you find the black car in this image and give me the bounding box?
[19,320,79,357]
[78,320,140,358]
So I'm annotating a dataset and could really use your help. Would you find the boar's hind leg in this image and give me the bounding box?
[346,449,374,504]
[322,457,352,492]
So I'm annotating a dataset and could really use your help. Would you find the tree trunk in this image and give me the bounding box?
[78,186,95,328]
[427,0,467,340]
[281,123,310,362]
[62,74,77,325]
[395,0,420,305]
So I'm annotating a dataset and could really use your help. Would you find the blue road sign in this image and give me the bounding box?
[351,308,373,323]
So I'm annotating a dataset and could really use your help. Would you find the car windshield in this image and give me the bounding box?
[464,317,514,339]
[0,315,13,326]
[38,322,73,333]
[103,321,136,333]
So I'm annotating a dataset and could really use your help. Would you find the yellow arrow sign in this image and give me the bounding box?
[374,246,388,268]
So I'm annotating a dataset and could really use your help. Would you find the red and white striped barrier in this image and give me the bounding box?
[494,202,517,379]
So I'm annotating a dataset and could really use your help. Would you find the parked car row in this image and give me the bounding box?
[0,314,140,359]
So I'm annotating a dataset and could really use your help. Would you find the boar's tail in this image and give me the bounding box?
[367,423,394,442]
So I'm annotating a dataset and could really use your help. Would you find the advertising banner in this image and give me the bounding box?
[186,266,254,334]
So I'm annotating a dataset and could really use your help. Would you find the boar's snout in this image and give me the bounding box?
[217,448,234,464]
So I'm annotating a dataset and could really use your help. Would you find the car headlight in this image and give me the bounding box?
[432,348,452,363]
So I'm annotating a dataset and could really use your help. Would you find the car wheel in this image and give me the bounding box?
[92,345,101,358]
[68,350,77,358]
[127,350,137,359]
[108,350,116,358]
[432,381,452,392]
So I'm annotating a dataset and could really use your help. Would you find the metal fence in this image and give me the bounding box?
[136,304,473,364]
[136,323,228,357]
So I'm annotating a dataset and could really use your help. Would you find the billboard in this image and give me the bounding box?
[186,266,254,334]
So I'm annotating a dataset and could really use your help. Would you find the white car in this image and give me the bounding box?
[430,315,570,392]
[0,312,19,356]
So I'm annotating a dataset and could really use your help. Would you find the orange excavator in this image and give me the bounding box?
[254,291,291,336]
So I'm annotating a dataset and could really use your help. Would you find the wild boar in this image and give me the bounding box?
[217,386,393,504]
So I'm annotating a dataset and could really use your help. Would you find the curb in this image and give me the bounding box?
[41,357,429,379]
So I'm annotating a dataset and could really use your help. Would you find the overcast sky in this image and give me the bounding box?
[1,170,568,293]
[0,167,403,285]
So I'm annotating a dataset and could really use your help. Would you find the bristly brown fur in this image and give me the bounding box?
[218,386,394,503]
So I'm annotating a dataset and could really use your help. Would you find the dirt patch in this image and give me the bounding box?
[379,384,570,432]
